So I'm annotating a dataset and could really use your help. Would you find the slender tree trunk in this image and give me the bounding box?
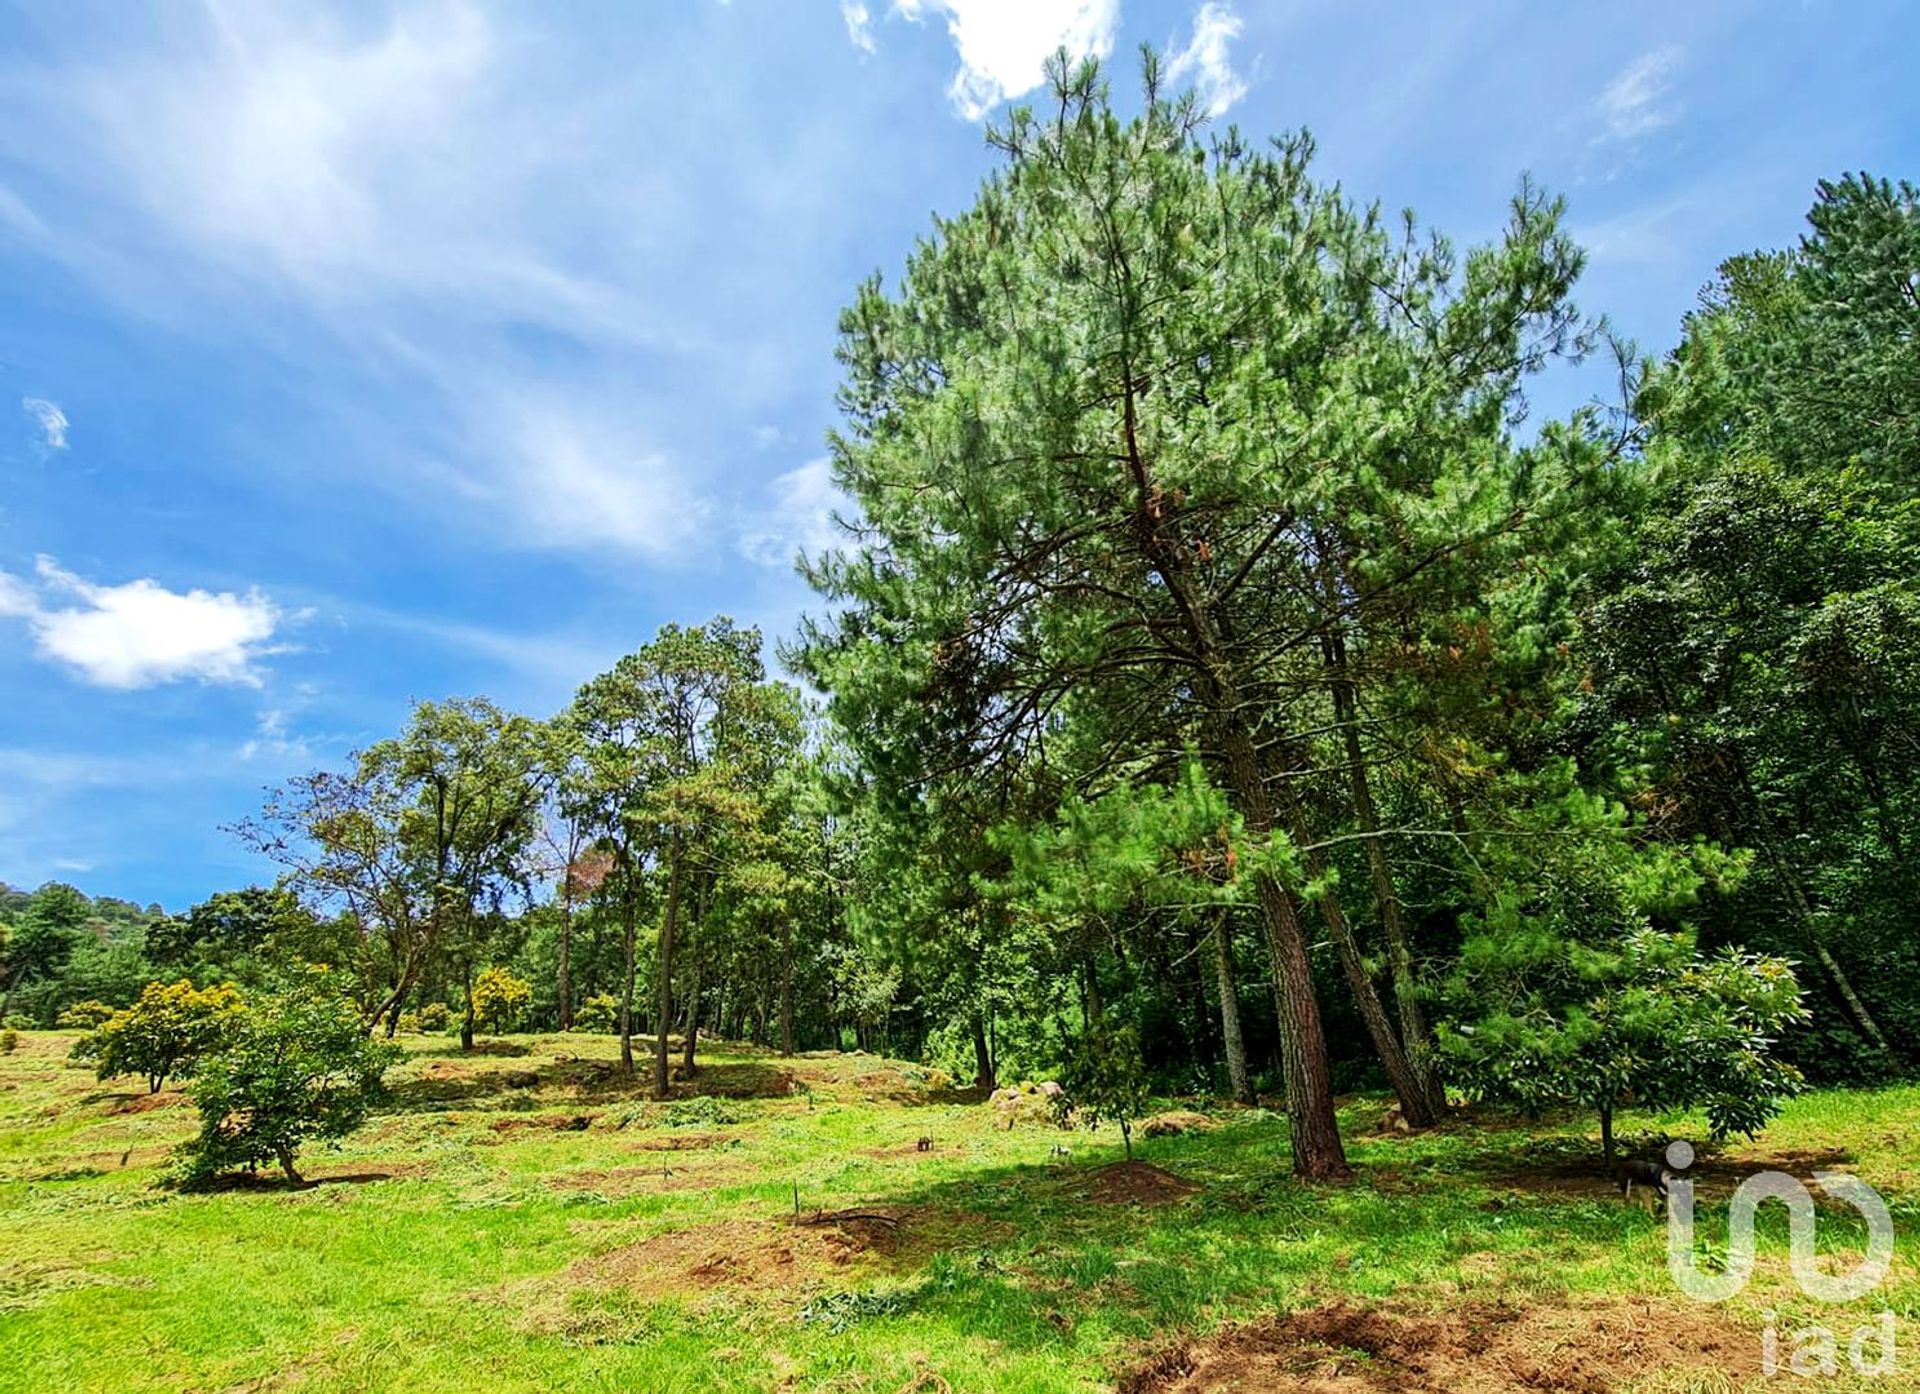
[1599,1103,1615,1165]
[779,919,795,1057]
[556,882,574,1033]
[681,951,701,1076]
[618,884,638,1074]
[1723,774,1895,1058]
[654,832,683,1099]
[459,965,476,1053]
[1213,916,1254,1105]
[1327,637,1447,1116]
[369,959,417,1038]
[277,1147,302,1185]
[1311,878,1437,1126]
[969,1009,996,1091]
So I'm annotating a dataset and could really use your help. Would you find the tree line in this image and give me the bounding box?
[5,56,1916,1179]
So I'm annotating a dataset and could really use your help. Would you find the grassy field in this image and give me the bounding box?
[2,1030,1916,1392]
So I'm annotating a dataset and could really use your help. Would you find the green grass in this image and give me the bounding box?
[1,1029,1915,1392]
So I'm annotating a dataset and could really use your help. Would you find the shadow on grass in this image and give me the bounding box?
[737,1117,1700,1360]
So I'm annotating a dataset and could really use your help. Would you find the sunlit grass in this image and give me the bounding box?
[2,1029,1915,1391]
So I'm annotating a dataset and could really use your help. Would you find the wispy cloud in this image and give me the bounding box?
[0,556,291,688]
[892,0,1121,120]
[738,457,854,568]
[1165,2,1247,118]
[20,396,67,450]
[1597,45,1683,142]
[842,1,877,56]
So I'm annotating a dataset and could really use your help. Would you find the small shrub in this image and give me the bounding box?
[0,1029,17,1054]
[2,1015,30,1032]
[662,1096,741,1128]
[574,993,619,1034]
[76,980,244,1094]
[176,973,401,1185]
[56,1000,118,1030]
[472,967,532,1035]
[415,1001,451,1032]
[1060,1023,1151,1159]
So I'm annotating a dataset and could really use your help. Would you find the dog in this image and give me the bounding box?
[1612,1155,1683,1213]
[916,1135,933,1152]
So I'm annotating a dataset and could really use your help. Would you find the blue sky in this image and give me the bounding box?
[0,0,1914,909]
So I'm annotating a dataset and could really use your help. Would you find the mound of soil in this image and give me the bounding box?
[573,1215,889,1297]
[1079,1161,1199,1207]
[628,1130,734,1151]
[1120,1298,1762,1393]
[569,1206,998,1299]
[551,1162,751,1196]
[488,1112,598,1135]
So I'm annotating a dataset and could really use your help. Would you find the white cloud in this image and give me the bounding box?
[238,707,310,763]
[738,457,854,567]
[1597,46,1682,142]
[21,396,68,450]
[1165,3,1246,118]
[0,556,287,688]
[894,0,1121,120]
[475,393,713,560]
[843,2,877,55]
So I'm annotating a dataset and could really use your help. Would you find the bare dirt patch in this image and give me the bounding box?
[628,1130,735,1152]
[550,1161,753,1196]
[1078,1161,1200,1207]
[487,1111,599,1135]
[567,1206,1002,1300]
[98,1092,180,1116]
[1119,1297,1762,1393]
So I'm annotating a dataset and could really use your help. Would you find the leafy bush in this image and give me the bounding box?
[1441,928,1809,1158]
[573,993,619,1034]
[1060,1023,1151,1159]
[662,1096,741,1128]
[415,1001,451,1032]
[75,980,243,1094]
[175,973,402,1185]
[0,1029,16,1054]
[2,1015,31,1032]
[472,967,532,1035]
[57,1000,119,1030]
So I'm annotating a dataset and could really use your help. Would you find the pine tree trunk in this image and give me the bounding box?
[1327,641,1447,1116]
[1726,778,1895,1058]
[618,886,637,1074]
[1217,723,1348,1179]
[1214,917,1253,1105]
[459,965,476,1053]
[1311,878,1436,1127]
[969,1009,996,1091]
[654,832,683,1100]
[681,950,701,1077]
[779,919,795,1057]
[557,882,574,1033]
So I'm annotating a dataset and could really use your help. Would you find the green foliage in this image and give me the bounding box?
[175,973,402,1185]
[573,993,619,1034]
[414,1001,451,1032]
[1059,1023,1151,1160]
[471,966,532,1034]
[75,979,244,1094]
[0,1029,15,1054]
[660,1095,742,1128]
[55,1000,117,1030]
[1441,928,1809,1155]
